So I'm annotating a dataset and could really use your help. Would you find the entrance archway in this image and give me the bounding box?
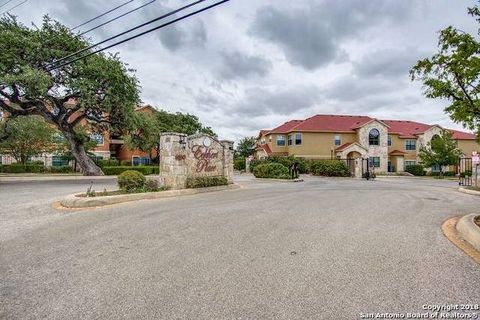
[346,151,362,174]
[347,151,362,159]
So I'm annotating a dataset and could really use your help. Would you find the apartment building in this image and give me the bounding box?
[0,105,157,167]
[255,115,479,173]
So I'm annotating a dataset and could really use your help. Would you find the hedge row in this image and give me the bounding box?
[234,157,246,171]
[186,176,228,188]
[102,166,159,176]
[250,157,350,177]
[253,162,291,179]
[309,160,350,177]
[0,164,73,174]
[405,164,425,176]
[97,159,132,167]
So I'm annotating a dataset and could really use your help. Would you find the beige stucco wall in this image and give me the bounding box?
[457,140,480,157]
[388,135,416,161]
[286,132,357,158]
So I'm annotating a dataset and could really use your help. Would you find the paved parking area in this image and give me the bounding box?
[1,175,479,319]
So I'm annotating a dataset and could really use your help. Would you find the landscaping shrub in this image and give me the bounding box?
[405,164,425,176]
[1,164,45,173]
[460,170,472,178]
[117,170,146,192]
[97,159,120,168]
[120,160,132,166]
[186,176,228,188]
[249,156,310,174]
[309,160,350,177]
[144,179,160,192]
[253,162,291,179]
[103,166,158,175]
[234,157,246,171]
[429,171,455,177]
[0,164,75,174]
[47,166,74,173]
[27,160,45,165]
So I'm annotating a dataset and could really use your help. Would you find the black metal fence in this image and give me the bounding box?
[458,157,473,186]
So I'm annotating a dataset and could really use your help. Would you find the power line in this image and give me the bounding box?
[49,0,230,71]
[71,0,135,31]
[0,0,27,16]
[47,0,206,69]
[79,0,156,36]
[0,0,15,9]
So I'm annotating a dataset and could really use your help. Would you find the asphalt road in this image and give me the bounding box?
[1,175,479,319]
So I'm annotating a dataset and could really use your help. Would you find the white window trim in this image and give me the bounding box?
[334,134,341,146]
[276,135,286,147]
[295,133,302,146]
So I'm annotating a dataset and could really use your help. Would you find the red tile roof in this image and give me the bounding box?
[382,120,431,138]
[292,114,372,132]
[256,143,272,155]
[389,150,407,156]
[451,129,476,140]
[261,115,476,140]
[335,142,353,152]
[269,120,304,133]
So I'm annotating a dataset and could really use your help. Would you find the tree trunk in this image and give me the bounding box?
[63,131,104,176]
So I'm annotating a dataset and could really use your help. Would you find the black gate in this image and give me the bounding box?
[361,158,370,179]
[458,157,472,186]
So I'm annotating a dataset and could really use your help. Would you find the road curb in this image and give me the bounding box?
[458,187,480,196]
[60,184,241,209]
[255,178,304,183]
[442,216,480,265]
[456,214,480,252]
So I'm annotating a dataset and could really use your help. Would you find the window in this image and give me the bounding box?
[288,134,293,146]
[90,133,104,145]
[369,129,380,146]
[369,157,380,168]
[276,135,286,146]
[260,138,266,145]
[431,164,441,172]
[295,133,302,145]
[405,140,416,151]
[133,157,152,166]
[53,133,65,143]
[52,156,69,167]
[405,160,416,168]
[388,135,392,146]
[334,134,341,146]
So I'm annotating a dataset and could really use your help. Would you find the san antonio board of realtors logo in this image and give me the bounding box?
[191,137,219,173]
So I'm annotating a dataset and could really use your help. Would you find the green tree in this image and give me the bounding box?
[410,6,480,137]
[235,136,256,158]
[0,116,56,164]
[54,126,98,171]
[0,16,139,175]
[418,130,462,176]
[126,109,216,163]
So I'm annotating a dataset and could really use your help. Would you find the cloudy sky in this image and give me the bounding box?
[6,0,478,140]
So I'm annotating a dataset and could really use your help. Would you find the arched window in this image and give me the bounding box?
[431,134,440,143]
[369,129,380,146]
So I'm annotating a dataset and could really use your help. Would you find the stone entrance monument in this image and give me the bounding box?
[159,133,234,189]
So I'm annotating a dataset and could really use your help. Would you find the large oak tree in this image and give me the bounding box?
[411,6,480,138]
[0,16,140,175]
